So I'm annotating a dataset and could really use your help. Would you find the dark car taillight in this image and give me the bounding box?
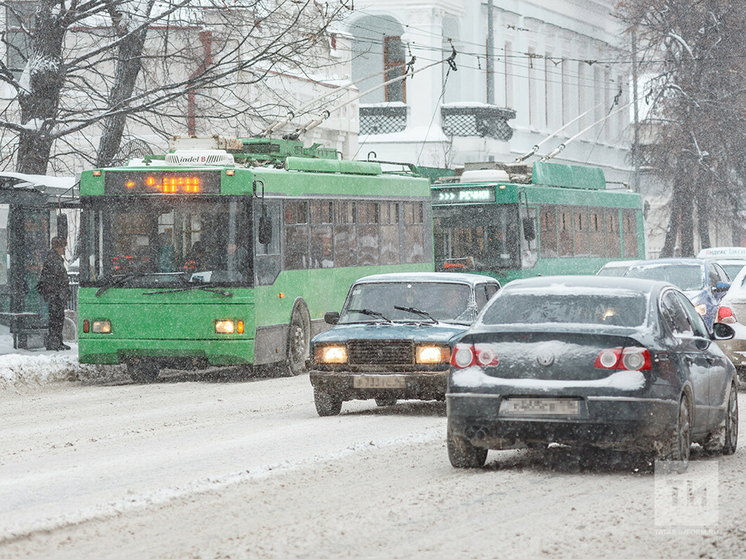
[595,347,651,371]
[451,343,498,368]
[717,305,737,324]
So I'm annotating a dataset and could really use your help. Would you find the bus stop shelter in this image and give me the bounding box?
[0,172,78,350]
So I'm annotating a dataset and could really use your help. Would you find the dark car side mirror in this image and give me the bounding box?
[712,322,735,340]
[713,281,730,293]
[324,312,340,325]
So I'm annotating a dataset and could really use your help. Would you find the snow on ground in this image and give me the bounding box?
[0,326,93,390]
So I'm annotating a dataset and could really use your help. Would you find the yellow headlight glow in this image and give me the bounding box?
[215,320,235,334]
[92,320,111,333]
[416,345,450,364]
[314,344,347,364]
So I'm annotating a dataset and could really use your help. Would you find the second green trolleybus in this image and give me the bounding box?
[77,137,433,381]
[432,160,644,283]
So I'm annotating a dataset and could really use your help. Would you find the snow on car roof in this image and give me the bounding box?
[352,272,499,286]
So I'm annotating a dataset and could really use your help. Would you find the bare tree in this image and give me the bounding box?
[0,0,350,174]
[617,0,746,255]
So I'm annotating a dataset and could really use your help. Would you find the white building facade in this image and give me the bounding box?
[346,0,632,186]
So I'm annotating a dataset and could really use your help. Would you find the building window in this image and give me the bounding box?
[384,36,406,103]
[6,2,35,78]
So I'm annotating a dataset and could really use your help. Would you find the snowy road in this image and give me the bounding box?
[1,368,746,558]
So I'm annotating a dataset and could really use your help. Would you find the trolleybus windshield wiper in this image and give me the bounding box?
[141,284,233,297]
[346,308,392,323]
[95,270,156,297]
[393,305,438,324]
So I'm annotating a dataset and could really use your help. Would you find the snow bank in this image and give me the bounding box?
[0,351,84,390]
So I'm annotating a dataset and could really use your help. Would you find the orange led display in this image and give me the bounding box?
[105,171,218,194]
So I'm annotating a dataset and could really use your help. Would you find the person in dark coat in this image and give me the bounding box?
[37,236,70,351]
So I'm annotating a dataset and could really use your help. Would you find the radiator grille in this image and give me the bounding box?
[347,339,414,365]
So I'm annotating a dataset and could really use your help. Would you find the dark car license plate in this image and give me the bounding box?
[353,376,406,389]
[500,397,580,416]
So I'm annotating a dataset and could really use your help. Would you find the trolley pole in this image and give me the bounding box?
[631,28,641,194]
[486,0,494,104]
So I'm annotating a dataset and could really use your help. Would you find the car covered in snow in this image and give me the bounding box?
[446,276,738,470]
[309,272,500,416]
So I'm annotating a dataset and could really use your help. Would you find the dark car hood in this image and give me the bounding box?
[312,322,469,345]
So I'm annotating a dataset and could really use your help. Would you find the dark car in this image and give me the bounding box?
[624,258,730,329]
[446,276,738,469]
[310,272,500,416]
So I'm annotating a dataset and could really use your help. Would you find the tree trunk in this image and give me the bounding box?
[696,170,711,250]
[95,26,149,168]
[16,0,66,174]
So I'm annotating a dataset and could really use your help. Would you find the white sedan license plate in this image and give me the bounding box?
[500,398,580,416]
[353,376,406,389]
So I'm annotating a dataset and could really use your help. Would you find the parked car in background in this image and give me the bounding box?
[309,272,500,416]
[624,258,730,329]
[697,247,746,280]
[596,260,640,277]
[715,264,746,381]
[446,276,738,470]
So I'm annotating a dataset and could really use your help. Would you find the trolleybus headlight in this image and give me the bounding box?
[416,344,450,364]
[215,320,235,334]
[314,344,347,364]
[91,320,111,333]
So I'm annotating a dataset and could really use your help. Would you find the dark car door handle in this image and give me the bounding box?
[684,356,694,365]
[705,355,717,365]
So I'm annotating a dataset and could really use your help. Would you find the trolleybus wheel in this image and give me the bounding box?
[128,361,160,384]
[284,307,310,376]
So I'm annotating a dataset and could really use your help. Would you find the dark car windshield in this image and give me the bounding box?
[340,281,474,323]
[481,289,647,327]
[625,263,704,291]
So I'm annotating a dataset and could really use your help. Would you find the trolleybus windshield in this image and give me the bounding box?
[433,204,520,271]
[81,197,251,288]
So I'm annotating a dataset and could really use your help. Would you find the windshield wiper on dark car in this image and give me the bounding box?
[394,305,438,324]
[346,308,392,323]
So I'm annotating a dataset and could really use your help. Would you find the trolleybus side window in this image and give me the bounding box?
[606,209,621,258]
[380,201,400,265]
[403,201,425,263]
[574,206,589,257]
[335,200,357,267]
[284,200,309,270]
[254,200,281,286]
[539,206,557,258]
[558,206,572,257]
[622,209,638,258]
[590,207,605,257]
[358,201,380,266]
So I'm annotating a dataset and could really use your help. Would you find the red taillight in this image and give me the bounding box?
[595,346,651,371]
[83,320,89,333]
[717,305,737,324]
[451,343,475,368]
[451,343,498,368]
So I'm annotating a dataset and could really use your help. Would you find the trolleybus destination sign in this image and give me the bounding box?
[431,186,495,204]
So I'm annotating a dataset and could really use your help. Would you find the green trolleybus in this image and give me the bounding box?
[77,137,433,381]
[432,160,644,284]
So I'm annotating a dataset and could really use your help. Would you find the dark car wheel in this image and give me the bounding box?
[704,382,738,456]
[724,382,739,455]
[375,395,397,407]
[314,389,342,417]
[663,394,691,470]
[447,423,487,468]
[127,361,159,384]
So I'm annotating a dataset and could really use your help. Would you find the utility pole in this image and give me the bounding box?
[486,0,494,104]
[631,27,641,194]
